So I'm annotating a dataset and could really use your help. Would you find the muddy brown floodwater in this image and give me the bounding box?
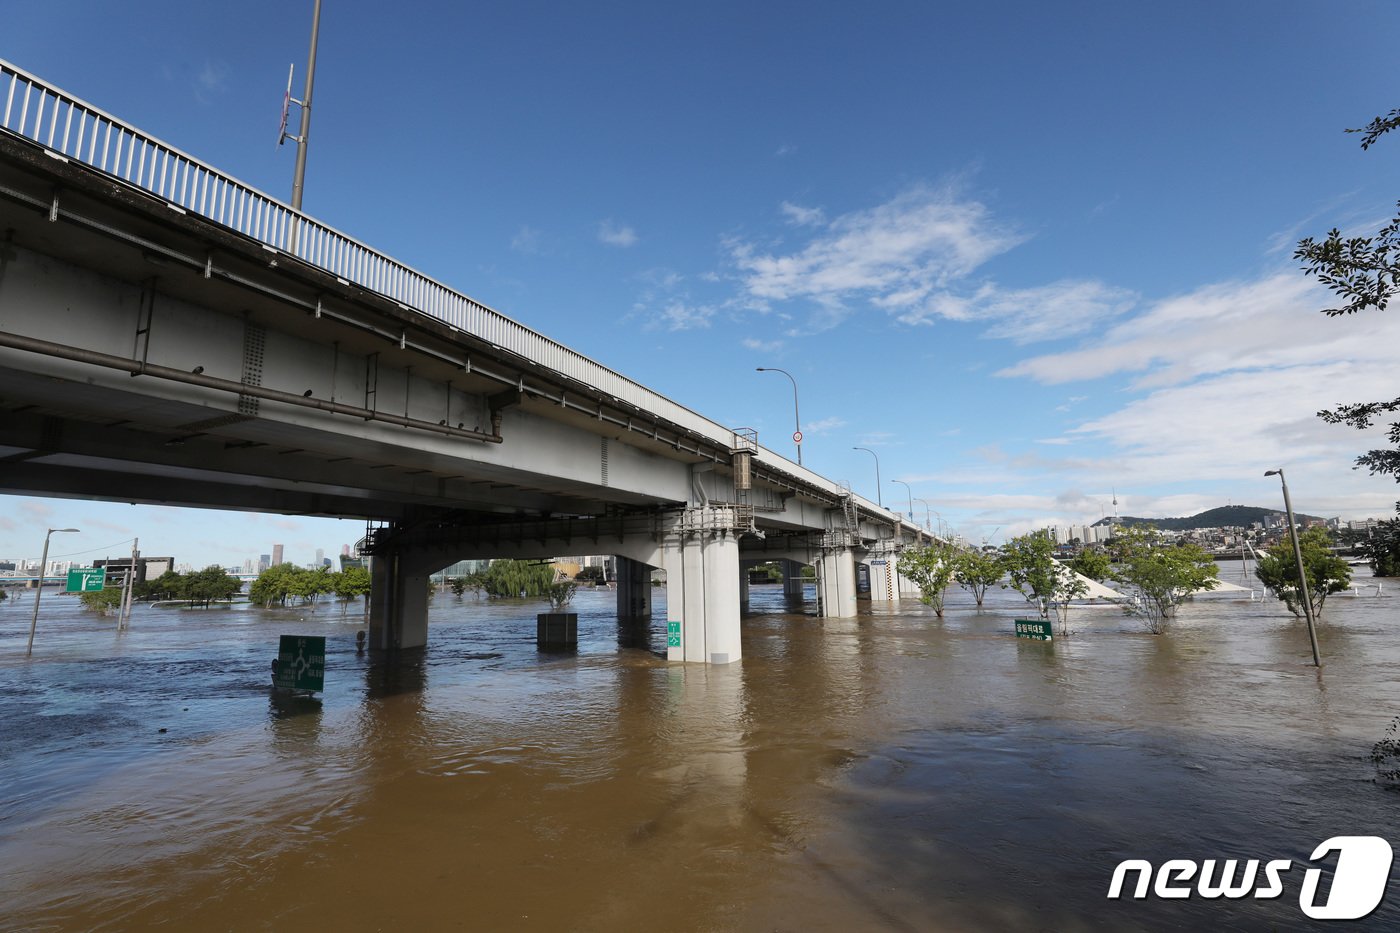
[2,568,1398,931]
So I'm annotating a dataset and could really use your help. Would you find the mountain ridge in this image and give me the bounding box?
[1092,505,1322,532]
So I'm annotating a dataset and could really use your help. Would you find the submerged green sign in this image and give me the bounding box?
[273,635,325,692]
[1013,618,1053,641]
[65,568,106,592]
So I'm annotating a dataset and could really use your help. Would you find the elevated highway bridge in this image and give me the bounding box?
[0,59,928,663]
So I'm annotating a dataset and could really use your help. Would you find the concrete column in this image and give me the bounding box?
[868,556,901,603]
[662,522,741,664]
[782,559,806,599]
[615,556,653,620]
[818,548,858,618]
[739,567,750,611]
[368,553,430,650]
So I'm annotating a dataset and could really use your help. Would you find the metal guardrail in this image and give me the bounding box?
[0,57,884,514]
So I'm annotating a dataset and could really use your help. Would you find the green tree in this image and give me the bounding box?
[1361,518,1400,577]
[79,586,123,614]
[574,565,606,584]
[250,563,300,607]
[1295,109,1400,489]
[333,566,372,614]
[546,581,578,611]
[951,548,1004,606]
[1001,532,1055,619]
[1069,548,1112,582]
[897,540,958,616]
[140,570,187,601]
[1109,525,1219,634]
[185,566,240,607]
[1254,526,1352,620]
[479,559,557,599]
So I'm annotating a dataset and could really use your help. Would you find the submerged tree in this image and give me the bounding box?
[1361,517,1400,577]
[951,548,1005,607]
[897,540,958,616]
[479,560,558,599]
[1109,525,1219,634]
[1254,526,1352,620]
[1000,531,1087,633]
[78,586,123,615]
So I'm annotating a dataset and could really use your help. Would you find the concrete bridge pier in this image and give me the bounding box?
[615,556,653,620]
[818,549,858,618]
[663,510,742,665]
[368,551,432,652]
[868,554,903,603]
[781,559,807,600]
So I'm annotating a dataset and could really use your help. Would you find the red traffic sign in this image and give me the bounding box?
[793,431,803,444]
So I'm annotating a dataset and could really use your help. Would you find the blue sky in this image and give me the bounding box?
[3,1,1400,568]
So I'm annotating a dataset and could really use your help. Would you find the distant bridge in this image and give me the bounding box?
[0,59,929,663]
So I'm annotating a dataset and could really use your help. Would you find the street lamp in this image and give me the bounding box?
[756,367,802,465]
[26,527,80,658]
[1265,468,1321,667]
[890,479,914,523]
[852,447,882,507]
[915,498,942,536]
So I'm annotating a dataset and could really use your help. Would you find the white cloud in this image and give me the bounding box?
[780,202,825,226]
[803,416,848,435]
[998,273,1393,388]
[741,337,785,352]
[898,279,1137,343]
[729,184,1024,331]
[598,221,638,247]
[511,225,541,254]
[652,301,715,331]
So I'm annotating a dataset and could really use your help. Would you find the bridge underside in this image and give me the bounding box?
[0,127,921,664]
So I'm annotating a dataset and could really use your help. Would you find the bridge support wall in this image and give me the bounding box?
[368,554,431,651]
[663,515,741,664]
[782,559,807,599]
[615,556,653,620]
[818,549,858,618]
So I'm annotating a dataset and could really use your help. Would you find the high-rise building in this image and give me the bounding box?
[259,554,271,572]
[272,544,284,566]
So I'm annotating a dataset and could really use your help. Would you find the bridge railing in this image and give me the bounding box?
[0,58,888,516]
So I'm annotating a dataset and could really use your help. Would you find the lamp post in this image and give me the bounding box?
[852,447,882,507]
[917,499,950,539]
[26,527,80,658]
[1265,468,1321,667]
[290,0,323,211]
[890,479,914,523]
[756,367,802,465]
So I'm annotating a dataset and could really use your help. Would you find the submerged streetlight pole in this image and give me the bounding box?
[1265,468,1321,667]
[852,447,882,507]
[26,527,79,657]
[756,367,802,465]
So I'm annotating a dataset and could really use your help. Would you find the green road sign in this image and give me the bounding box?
[273,635,325,692]
[1013,618,1053,641]
[667,621,681,648]
[65,568,106,592]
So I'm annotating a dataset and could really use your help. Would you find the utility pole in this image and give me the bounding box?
[289,0,323,211]
[118,538,139,632]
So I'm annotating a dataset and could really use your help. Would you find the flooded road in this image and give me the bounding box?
[2,572,1398,931]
